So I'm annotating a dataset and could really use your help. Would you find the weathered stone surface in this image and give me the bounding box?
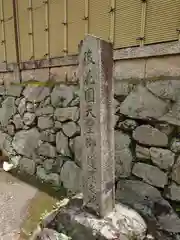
[38,116,54,129]
[6,124,15,136]
[115,131,131,151]
[114,131,132,178]
[23,86,50,102]
[172,156,180,184]
[56,196,147,240]
[62,121,79,137]
[54,121,62,129]
[70,136,82,166]
[147,80,180,101]
[69,96,80,107]
[43,159,55,172]
[26,103,36,112]
[35,106,54,116]
[132,163,167,188]
[6,85,22,97]
[115,148,133,178]
[159,97,180,126]
[18,98,26,116]
[120,85,168,120]
[55,156,66,172]
[36,166,60,186]
[114,115,119,128]
[0,131,9,149]
[40,130,56,143]
[43,96,51,106]
[0,85,5,95]
[166,183,180,201]
[13,114,24,129]
[116,180,180,236]
[0,97,16,126]
[51,85,74,107]
[12,128,40,158]
[150,147,175,170]
[155,122,175,135]
[60,161,82,192]
[56,131,71,157]
[54,107,79,122]
[38,142,56,158]
[32,228,66,240]
[114,81,135,97]
[170,138,180,153]
[19,157,36,175]
[133,125,168,147]
[117,119,138,132]
[136,145,150,160]
[3,135,16,156]
[23,112,36,125]
[10,155,21,167]
[15,97,21,106]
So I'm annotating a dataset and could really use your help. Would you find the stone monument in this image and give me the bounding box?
[31,36,147,240]
[79,35,115,217]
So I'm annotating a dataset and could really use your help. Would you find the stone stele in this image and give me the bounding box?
[79,35,115,217]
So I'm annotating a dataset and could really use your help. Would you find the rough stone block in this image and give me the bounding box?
[166,183,180,201]
[35,106,54,116]
[135,145,150,160]
[54,107,79,122]
[38,116,54,129]
[18,98,26,116]
[23,112,36,126]
[56,131,71,157]
[150,147,175,170]
[170,138,180,153]
[115,148,133,178]
[60,161,82,193]
[62,121,79,137]
[50,66,77,83]
[159,97,180,126]
[133,125,168,147]
[172,156,180,185]
[116,180,180,236]
[132,163,168,188]
[23,85,50,102]
[51,85,74,107]
[38,142,56,158]
[120,85,168,120]
[40,130,56,143]
[0,97,16,126]
[12,128,40,158]
[114,59,145,81]
[6,85,23,97]
[145,55,180,79]
[19,157,36,175]
[115,131,131,151]
[147,80,180,101]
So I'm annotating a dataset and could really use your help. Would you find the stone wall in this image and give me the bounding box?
[0,69,82,193]
[1,66,180,237]
[114,79,180,239]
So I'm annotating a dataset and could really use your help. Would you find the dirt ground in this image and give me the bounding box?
[0,171,37,239]
[0,171,62,240]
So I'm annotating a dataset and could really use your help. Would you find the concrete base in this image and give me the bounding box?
[52,195,147,240]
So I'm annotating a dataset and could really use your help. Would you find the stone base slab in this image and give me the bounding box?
[52,195,147,240]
